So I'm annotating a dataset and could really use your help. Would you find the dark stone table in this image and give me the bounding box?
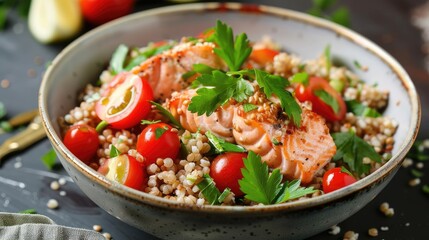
[1,0,428,239]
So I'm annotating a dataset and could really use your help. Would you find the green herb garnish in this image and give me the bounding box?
[308,0,351,28]
[290,72,309,85]
[41,149,57,170]
[411,169,424,178]
[340,166,353,176]
[346,100,381,118]
[19,209,37,214]
[150,101,183,130]
[141,119,161,125]
[254,69,302,126]
[272,138,282,146]
[109,145,121,158]
[332,131,381,175]
[0,101,6,119]
[213,20,252,71]
[155,126,168,139]
[239,151,315,205]
[243,103,258,113]
[188,70,254,116]
[330,7,351,27]
[324,45,331,78]
[423,184,429,195]
[205,130,246,153]
[109,44,128,75]
[197,174,231,205]
[124,43,173,71]
[314,89,340,114]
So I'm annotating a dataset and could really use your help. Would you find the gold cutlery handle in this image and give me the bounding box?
[0,116,46,164]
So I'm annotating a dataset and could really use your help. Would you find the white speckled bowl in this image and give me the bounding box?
[39,3,420,240]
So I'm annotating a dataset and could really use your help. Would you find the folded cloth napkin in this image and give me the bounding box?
[0,212,105,240]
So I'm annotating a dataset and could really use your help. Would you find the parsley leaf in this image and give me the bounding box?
[254,69,302,126]
[110,44,128,75]
[41,149,57,170]
[346,100,381,118]
[290,72,309,85]
[239,151,315,205]
[205,130,246,154]
[150,101,183,130]
[189,70,254,116]
[330,7,351,28]
[243,103,258,113]
[155,126,168,139]
[314,89,340,114]
[110,145,121,158]
[213,20,252,71]
[197,174,231,205]
[332,131,381,175]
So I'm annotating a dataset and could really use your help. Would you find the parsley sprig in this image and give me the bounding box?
[213,20,252,71]
[332,131,381,175]
[239,151,315,205]
[205,130,246,154]
[197,174,231,205]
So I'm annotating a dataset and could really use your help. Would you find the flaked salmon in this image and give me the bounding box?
[167,88,336,184]
[131,42,224,101]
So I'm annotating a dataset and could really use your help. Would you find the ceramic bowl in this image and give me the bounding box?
[39,3,420,240]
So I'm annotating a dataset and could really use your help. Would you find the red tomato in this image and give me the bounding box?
[249,48,279,65]
[322,167,357,193]
[98,154,146,190]
[63,124,99,163]
[95,73,153,129]
[210,152,248,196]
[136,123,180,165]
[295,76,346,121]
[80,0,135,26]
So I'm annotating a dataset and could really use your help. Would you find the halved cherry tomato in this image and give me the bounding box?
[295,76,346,121]
[63,124,99,163]
[210,152,248,196]
[80,0,135,26]
[322,167,357,193]
[98,154,146,190]
[136,123,180,166]
[249,48,279,65]
[95,72,153,129]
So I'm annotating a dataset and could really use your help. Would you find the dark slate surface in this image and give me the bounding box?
[0,0,428,239]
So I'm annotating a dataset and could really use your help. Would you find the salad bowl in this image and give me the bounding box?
[39,2,420,239]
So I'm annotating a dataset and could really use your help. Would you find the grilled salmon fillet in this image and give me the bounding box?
[131,42,224,101]
[167,89,336,184]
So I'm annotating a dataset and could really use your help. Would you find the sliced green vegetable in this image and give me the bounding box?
[243,103,258,113]
[346,100,381,118]
[19,209,37,214]
[197,174,230,205]
[205,130,246,154]
[109,145,121,158]
[95,120,108,133]
[411,169,424,178]
[155,126,168,140]
[109,44,128,74]
[141,119,161,125]
[150,101,183,130]
[290,72,309,85]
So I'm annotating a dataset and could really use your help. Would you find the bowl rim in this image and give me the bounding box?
[39,2,421,213]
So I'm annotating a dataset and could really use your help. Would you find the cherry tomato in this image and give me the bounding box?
[95,72,153,129]
[63,124,99,163]
[322,167,357,193]
[249,48,279,65]
[80,0,135,26]
[98,154,146,190]
[136,123,180,166]
[295,76,346,121]
[210,152,248,196]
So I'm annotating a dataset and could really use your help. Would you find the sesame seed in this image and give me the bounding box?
[47,199,59,209]
[59,191,67,196]
[402,158,413,168]
[405,222,410,227]
[380,226,389,231]
[14,161,22,169]
[58,178,67,185]
[379,202,389,213]
[416,162,424,169]
[328,225,341,235]
[385,208,395,217]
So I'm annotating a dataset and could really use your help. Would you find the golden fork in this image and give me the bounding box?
[0,113,46,165]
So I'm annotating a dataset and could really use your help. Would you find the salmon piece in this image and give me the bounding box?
[280,109,336,183]
[166,88,336,184]
[131,42,224,101]
[167,89,235,142]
